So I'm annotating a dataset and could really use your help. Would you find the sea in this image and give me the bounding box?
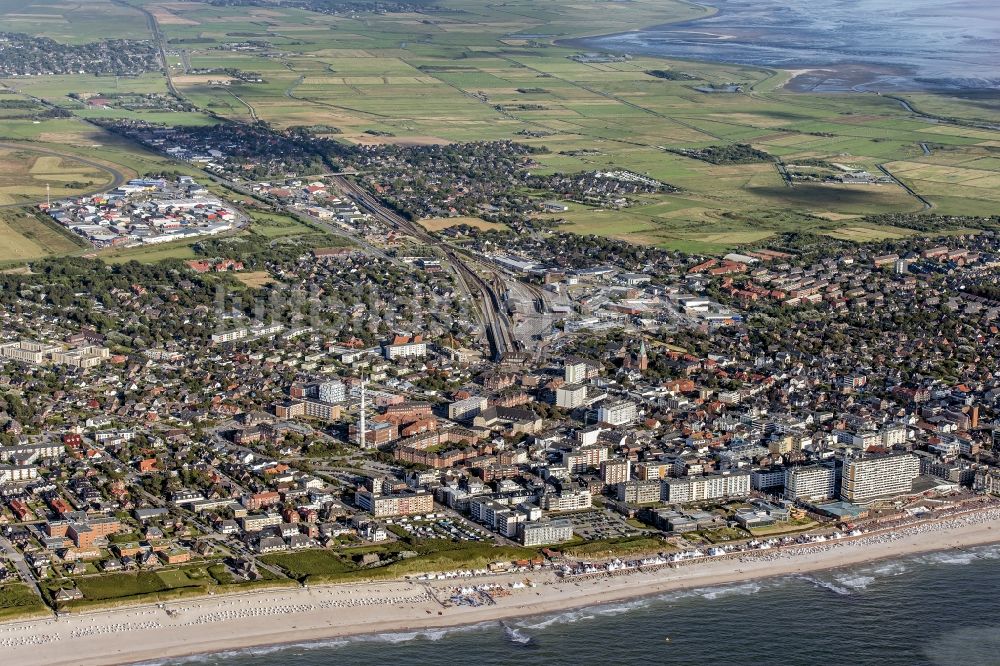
[578,0,1000,91]
[154,543,1000,666]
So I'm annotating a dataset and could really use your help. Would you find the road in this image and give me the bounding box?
[877,163,933,210]
[112,0,181,100]
[0,533,42,598]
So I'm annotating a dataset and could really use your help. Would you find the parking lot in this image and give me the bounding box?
[567,510,643,540]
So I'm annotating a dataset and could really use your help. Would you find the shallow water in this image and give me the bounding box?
[156,543,1000,665]
[579,0,1000,91]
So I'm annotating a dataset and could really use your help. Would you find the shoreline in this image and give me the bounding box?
[4,509,999,666]
[558,2,997,94]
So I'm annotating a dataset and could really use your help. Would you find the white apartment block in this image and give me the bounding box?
[564,361,588,384]
[0,465,39,483]
[597,400,638,426]
[318,380,347,404]
[751,467,786,491]
[449,396,488,421]
[663,471,750,504]
[519,519,574,546]
[540,489,592,512]
[1,340,109,369]
[383,340,427,360]
[211,328,249,344]
[841,453,920,504]
[784,464,837,502]
[50,345,110,369]
[556,383,588,409]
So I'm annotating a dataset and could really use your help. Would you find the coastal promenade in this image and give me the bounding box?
[3,507,999,666]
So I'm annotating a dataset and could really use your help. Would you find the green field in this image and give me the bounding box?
[0,209,89,264]
[44,564,292,610]
[0,584,48,621]
[262,541,537,584]
[562,536,672,558]
[247,210,317,238]
[0,0,998,252]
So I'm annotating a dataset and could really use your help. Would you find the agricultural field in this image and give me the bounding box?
[98,238,202,264]
[247,210,317,238]
[234,270,275,287]
[0,209,88,264]
[0,145,116,204]
[0,0,997,252]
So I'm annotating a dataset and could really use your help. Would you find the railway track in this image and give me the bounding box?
[330,176,516,360]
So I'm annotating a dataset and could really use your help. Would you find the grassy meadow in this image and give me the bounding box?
[0,0,997,253]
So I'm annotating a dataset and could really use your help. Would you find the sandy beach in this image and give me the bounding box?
[1,507,998,666]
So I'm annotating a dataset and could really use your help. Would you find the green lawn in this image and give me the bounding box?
[563,536,671,558]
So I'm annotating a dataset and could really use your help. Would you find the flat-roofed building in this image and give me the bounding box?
[841,453,919,504]
[519,519,574,546]
[562,445,608,473]
[556,383,588,409]
[617,479,663,505]
[601,460,631,485]
[449,396,488,422]
[597,400,638,426]
[784,464,837,502]
[355,489,433,517]
[663,471,750,504]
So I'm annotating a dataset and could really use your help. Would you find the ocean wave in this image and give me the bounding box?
[798,575,853,596]
[916,551,978,566]
[502,623,533,645]
[135,622,498,665]
[132,638,352,666]
[514,581,769,631]
[695,582,762,600]
[832,574,876,591]
[516,608,597,630]
[869,561,909,577]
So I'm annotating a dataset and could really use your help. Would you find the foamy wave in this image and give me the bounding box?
[517,609,597,630]
[132,638,352,665]
[915,544,1000,566]
[799,575,853,596]
[833,574,876,591]
[870,561,909,577]
[135,622,497,664]
[503,623,533,645]
[695,582,762,600]
[515,582,768,631]
[917,551,978,566]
